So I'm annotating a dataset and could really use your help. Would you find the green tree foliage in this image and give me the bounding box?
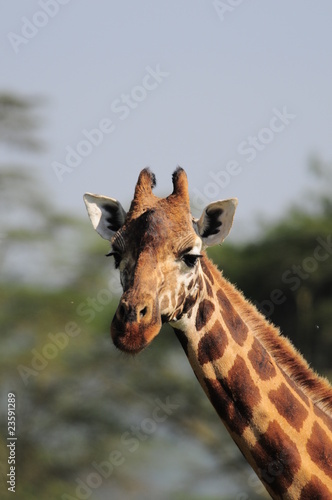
[0,93,44,152]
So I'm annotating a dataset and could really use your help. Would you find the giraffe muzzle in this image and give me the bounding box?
[111,295,162,354]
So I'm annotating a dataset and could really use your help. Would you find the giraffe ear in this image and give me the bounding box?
[83,193,127,240]
[194,198,238,247]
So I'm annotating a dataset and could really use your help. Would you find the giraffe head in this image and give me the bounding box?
[84,168,237,354]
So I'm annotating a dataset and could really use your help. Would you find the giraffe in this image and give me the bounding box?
[84,167,332,499]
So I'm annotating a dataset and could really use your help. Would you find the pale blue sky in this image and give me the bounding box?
[2,1,332,240]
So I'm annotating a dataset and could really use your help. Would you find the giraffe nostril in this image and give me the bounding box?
[118,300,150,322]
[118,303,127,319]
[139,306,148,319]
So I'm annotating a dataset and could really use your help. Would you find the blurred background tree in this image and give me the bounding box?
[0,93,43,152]
[0,93,331,500]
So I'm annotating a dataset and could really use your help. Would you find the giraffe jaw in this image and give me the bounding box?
[110,315,162,354]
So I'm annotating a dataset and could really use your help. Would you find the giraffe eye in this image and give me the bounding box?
[106,251,122,268]
[182,254,202,268]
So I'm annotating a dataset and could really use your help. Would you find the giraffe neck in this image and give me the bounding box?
[172,253,332,499]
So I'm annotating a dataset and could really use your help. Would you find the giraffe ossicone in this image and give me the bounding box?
[84,167,332,499]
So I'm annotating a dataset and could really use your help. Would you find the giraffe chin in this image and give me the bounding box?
[110,317,162,354]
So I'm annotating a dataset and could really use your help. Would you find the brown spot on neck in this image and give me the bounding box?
[268,382,309,432]
[306,422,332,480]
[284,371,310,408]
[198,320,228,366]
[251,420,301,496]
[204,355,261,435]
[299,475,332,499]
[248,337,277,380]
[216,289,248,346]
[195,299,215,332]
[204,277,213,298]
[314,405,332,433]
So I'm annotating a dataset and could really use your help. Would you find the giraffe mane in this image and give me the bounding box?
[206,254,332,419]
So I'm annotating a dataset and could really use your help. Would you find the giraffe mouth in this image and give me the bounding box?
[112,333,148,354]
[111,314,162,354]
